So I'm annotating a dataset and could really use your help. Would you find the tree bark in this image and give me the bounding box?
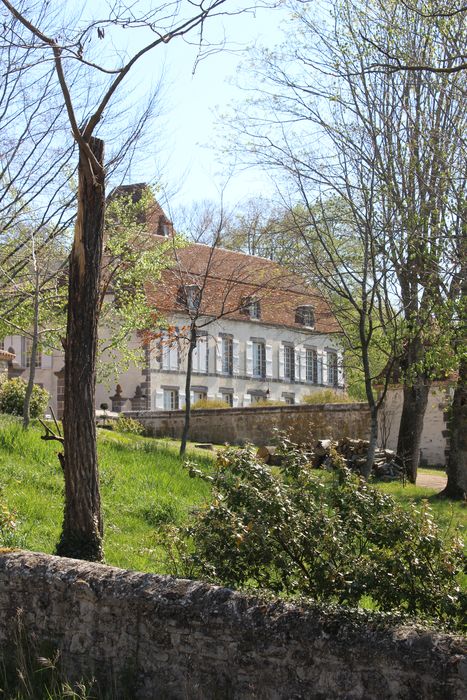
[396,376,430,484]
[439,358,467,500]
[56,137,105,561]
[180,325,196,457]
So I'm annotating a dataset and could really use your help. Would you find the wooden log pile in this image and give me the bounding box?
[257,437,404,480]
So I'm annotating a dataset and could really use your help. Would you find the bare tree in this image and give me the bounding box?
[1,0,259,560]
[227,0,466,482]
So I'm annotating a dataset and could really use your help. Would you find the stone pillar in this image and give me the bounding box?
[110,384,127,413]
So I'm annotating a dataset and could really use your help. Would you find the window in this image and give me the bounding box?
[252,341,266,378]
[283,393,295,405]
[160,332,179,371]
[295,305,315,328]
[242,296,261,319]
[163,388,179,410]
[306,348,318,383]
[186,285,201,312]
[178,285,201,312]
[193,390,207,403]
[220,391,233,407]
[221,336,233,375]
[327,351,338,386]
[22,338,41,368]
[283,344,295,380]
[193,332,208,374]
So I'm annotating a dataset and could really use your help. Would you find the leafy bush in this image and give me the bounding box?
[191,398,230,410]
[166,440,465,624]
[0,378,49,418]
[114,415,145,435]
[302,389,353,404]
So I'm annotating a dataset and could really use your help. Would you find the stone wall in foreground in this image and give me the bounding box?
[0,551,465,699]
[126,402,371,445]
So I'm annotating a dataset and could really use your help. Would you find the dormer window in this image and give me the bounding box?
[185,285,201,312]
[242,296,261,320]
[296,305,315,328]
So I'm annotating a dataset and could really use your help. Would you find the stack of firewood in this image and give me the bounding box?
[257,437,403,481]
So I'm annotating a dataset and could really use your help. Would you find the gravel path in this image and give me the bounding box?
[416,472,447,491]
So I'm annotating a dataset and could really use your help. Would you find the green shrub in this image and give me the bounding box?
[191,398,230,410]
[302,389,353,404]
[114,415,145,435]
[168,440,465,625]
[0,378,49,418]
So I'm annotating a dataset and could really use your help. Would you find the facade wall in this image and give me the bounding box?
[128,403,371,445]
[2,314,343,417]
[380,385,453,467]
[148,314,343,411]
[0,551,465,700]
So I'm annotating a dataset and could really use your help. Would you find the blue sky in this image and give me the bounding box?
[110,4,290,213]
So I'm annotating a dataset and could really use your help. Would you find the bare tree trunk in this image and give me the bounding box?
[22,268,40,429]
[56,137,105,561]
[180,325,197,457]
[397,377,430,484]
[439,358,467,500]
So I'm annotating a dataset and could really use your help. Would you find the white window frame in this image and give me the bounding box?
[221,336,233,375]
[283,344,295,381]
[252,341,266,378]
[163,388,179,410]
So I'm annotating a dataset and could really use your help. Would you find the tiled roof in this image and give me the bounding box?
[147,240,340,333]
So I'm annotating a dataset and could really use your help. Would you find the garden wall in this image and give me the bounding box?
[0,551,465,700]
[126,402,371,445]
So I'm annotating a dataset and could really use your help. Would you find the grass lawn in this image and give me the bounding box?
[0,414,464,577]
[0,415,212,573]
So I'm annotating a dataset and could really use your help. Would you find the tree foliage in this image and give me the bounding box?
[162,440,465,626]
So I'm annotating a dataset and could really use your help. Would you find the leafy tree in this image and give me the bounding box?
[227,0,466,482]
[1,0,251,561]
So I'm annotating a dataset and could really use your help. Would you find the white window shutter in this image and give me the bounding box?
[190,390,194,405]
[169,343,179,371]
[177,391,182,409]
[337,352,344,387]
[279,345,285,379]
[246,341,253,376]
[233,394,239,407]
[155,390,164,409]
[300,348,306,381]
[192,344,199,373]
[318,350,324,384]
[243,394,251,407]
[41,352,52,369]
[215,337,222,373]
[294,349,300,382]
[232,339,240,375]
[265,344,273,378]
[199,338,207,373]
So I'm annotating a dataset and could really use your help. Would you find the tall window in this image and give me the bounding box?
[306,348,318,383]
[22,338,41,368]
[222,336,233,375]
[193,332,208,373]
[163,388,179,410]
[283,344,295,380]
[327,351,338,386]
[252,341,266,378]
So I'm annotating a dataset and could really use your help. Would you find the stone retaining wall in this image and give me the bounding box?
[125,402,371,445]
[0,552,465,699]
